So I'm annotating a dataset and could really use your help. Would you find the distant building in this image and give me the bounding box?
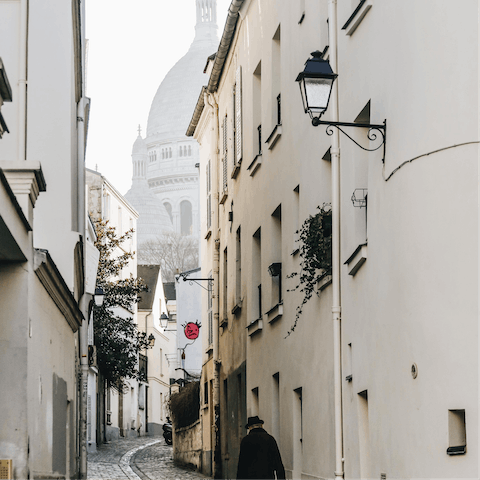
[86,168,142,442]
[126,0,219,250]
[137,264,175,435]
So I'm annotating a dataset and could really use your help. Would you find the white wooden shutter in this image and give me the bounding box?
[235,66,242,164]
[222,116,228,191]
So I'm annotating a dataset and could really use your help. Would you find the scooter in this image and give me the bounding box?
[163,418,173,445]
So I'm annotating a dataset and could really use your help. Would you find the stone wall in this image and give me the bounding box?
[173,420,202,471]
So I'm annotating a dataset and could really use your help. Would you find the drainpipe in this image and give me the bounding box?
[78,97,88,479]
[206,91,222,479]
[328,1,344,479]
[18,0,28,160]
[79,301,89,479]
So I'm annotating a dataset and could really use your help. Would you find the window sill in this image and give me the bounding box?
[205,346,213,356]
[247,153,262,176]
[247,317,263,336]
[447,445,466,456]
[344,243,367,276]
[220,317,228,329]
[205,229,212,240]
[219,190,228,205]
[266,124,282,150]
[342,0,372,36]
[231,164,241,179]
[266,302,283,324]
[317,273,332,291]
[232,300,242,316]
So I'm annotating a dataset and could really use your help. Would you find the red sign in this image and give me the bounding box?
[184,322,200,340]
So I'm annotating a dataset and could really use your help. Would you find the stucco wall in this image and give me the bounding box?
[173,420,202,471]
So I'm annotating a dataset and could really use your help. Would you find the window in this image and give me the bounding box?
[292,186,300,254]
[222,115,228,193]
[271,205,282,304]
[251,387,259,416]
[235,226,241,307]
[253,61,262,155]
[118,206,122,233]
[206,160,212,230]
[293,387,303,477]
[223,247,228,321]
[164,202,173,225]
[208,271,213,346]
[252,228,262,319]
[272,25,281,129]
[448,410,466,455]
[357,390,370,477]
[233,66,243,169]
[272,373,280,440]
[204,382,209,405]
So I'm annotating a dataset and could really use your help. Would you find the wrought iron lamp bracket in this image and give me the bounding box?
[176,272,214,292]
[312,118,387,163]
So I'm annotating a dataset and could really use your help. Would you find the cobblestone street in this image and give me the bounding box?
[88,436,209,480]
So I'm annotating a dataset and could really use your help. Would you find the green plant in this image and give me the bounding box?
[287,204,332,336]
[93,219,149,391]
[168,381,200,428]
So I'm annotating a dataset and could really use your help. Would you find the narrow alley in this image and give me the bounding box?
[87,436,207,480]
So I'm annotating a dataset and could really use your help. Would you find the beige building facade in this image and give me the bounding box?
[189,1,480,479]
[0,0,92,478]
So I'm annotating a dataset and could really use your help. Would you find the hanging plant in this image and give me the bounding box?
[287,204,332,336]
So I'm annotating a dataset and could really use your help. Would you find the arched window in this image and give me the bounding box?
[180,200,193,236]
[169,148,172,158]
[188,145,192,156]
[179,146,183,157]
[164,202,173,225]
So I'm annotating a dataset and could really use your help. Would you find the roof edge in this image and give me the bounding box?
[207,0,245,95]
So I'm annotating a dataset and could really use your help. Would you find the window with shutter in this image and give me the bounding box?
[235,66,242,164]
[222,116,228,195]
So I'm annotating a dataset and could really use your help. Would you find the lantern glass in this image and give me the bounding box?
[160,313,169,329]
[304,77,334,115]
[94,287,105,307]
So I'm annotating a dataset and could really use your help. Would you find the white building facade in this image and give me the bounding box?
[188,1,480,479]
[0,0,92,478]
[86,169,146,442]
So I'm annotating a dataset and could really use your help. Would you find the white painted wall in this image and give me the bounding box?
[192,0,480,479]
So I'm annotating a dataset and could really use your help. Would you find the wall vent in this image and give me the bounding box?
[0,460,12,480]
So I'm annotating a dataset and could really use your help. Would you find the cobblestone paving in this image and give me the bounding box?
[87,435,208,480]
[133,441,208,480]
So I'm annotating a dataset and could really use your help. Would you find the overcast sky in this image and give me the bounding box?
[85,0,231,195]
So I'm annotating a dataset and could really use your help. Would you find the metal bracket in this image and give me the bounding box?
[176,272,214,292]
[312,118,387,163]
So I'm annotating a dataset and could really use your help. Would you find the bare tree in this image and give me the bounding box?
[138,232,199,281]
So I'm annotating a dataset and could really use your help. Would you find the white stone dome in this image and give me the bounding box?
[125,134,174,242]
[146,2,219,142]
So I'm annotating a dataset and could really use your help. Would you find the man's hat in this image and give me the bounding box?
[246,416,264,428]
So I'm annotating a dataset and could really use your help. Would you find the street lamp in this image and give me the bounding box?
[296,50,337,123]
[160,313,169,329]
[148,333,155,347]
[94,286,105,307]
[296,51,387,162]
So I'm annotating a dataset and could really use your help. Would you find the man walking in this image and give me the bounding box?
[236,416,285,479]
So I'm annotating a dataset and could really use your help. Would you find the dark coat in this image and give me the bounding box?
[236,427,285,479]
